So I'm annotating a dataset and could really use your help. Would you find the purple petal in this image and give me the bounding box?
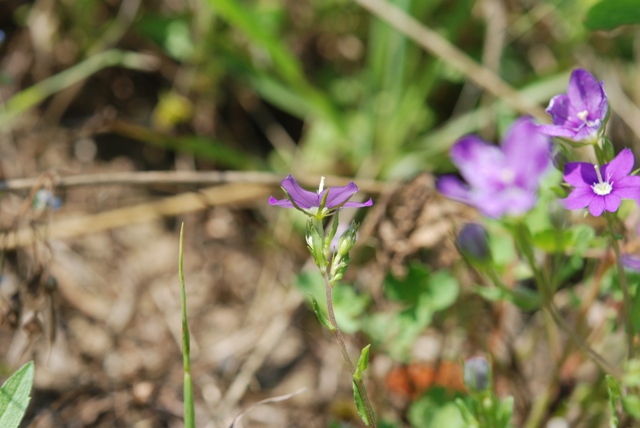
[485,188,535,218]
[281,175,320,208]
[268,196,294,208]
[324,182,359,208]
[437,175,474,204]
[450,136,506,188]
[567,69,606,119]
[502,117,551,189]
[603,194,621,212]
[623,255,640,271]
[613,175,640,200]
[343,198,373,208]
[572,122,601,141]
[601,148,634,182]
[564,162,598,187]
[588,196,606,216]
[536,123,579,139]
[561,186,595,210]
[545,94,574,127]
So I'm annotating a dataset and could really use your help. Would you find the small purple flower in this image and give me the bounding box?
[269,175,372,218]
[464,356,490,391]
[561,148,640,216]
[437,117,551,218]
[537,69,608,141]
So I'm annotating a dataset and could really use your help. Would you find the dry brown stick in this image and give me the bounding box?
[0,170,387,194]
[0,183,272,249]
[353,0,547,120]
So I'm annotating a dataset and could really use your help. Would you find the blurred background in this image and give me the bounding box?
[0,0,639,426]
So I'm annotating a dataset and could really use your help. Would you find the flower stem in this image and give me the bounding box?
[320,270,376,427]
[606,214,635,359]
[179,223,195,428]
[513,221,620,376]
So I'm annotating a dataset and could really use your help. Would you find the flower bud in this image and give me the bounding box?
[464,356,490,391]
[306,219,328,270]
[336,222,359,257]
[456,223,491,265]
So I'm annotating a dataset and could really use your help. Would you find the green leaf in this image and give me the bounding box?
[135,14,194,61]
[631,284,640,336]
[454,398,480,427]
[426,270,460,311]
[384,263,431,303]
[353,380,371,426]
[624,359,640,387]
[354,345,371,382]
[408,388,466,428]
[622,395,640,419]
[585,0,640,31]
[0,361,34,428]
[606,375,622,428]
[496,396,514,427]
[310,295,334,332]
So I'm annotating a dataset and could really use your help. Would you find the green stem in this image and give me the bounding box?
[513,221,620,376]
[179,223,195,428]
[606,214,635,359]
[320,270,376,427]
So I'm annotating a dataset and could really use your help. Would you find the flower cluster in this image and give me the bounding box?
[438,68,640,219]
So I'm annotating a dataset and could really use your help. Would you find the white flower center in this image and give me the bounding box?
[577,109,596,127]
[577,110,589,122]
[500,168,515,184]
[592,165,613,196]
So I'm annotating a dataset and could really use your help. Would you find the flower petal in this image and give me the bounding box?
[536,123,578,139]
[502,117,551,189]
[281,175,320,208]
[623,255,640,271]
[561,186,595,210]
[588,196,606,216]
[604,194,621,213]
[268,196,294,208]
[450,136,506,188]
[343,198,373,208]
[567,69,606,116]
[545,94,573,126]
[436,175,474,204]
[564,162,598,187]
[324,182,359,208]
[488,188,536,218]
[613,175,640,200]
[602,148,634,182]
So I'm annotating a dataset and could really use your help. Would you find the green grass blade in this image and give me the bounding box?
[0,50,156,130]
[0,361,34,428]
[179,223,195,428]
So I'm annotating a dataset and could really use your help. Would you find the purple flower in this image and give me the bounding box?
[437,117,551,218]
[464,356,490,391]
[537,69,608,141]
[562,148,640,216]
[269,175,372,218]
